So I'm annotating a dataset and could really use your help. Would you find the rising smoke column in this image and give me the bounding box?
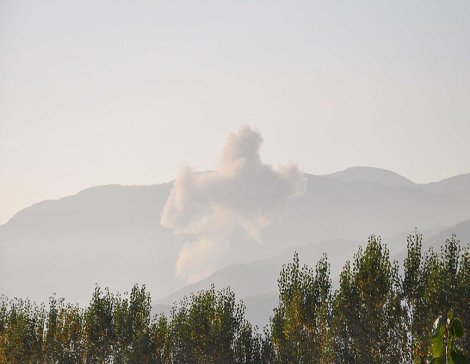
[161,127,306,283]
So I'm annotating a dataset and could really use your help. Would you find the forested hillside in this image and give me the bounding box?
[1,233,468,363]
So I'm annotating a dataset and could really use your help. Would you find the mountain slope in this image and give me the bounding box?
[393,219,470,264]
[0,183,186,304]
[156,238,359,306]
[421,173,470,201]
[159,223,469,328]
[1,169,470,305]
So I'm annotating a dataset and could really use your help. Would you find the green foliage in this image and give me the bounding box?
[404,234,470,363]
[0,234,468,363]
[168,285,261,363]
[331,235,407,363]
[0,297,45,363]
[270,253,333,363]
[43,296,84,363]
[84,286,114,363]
[428,310,467,364]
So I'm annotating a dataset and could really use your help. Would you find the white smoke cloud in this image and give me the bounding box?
[161,127,307,283]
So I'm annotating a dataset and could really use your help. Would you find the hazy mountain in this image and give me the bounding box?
[243,292,278,328]
[1,167,470,306]
[393,219,470,264]
[155,223,470,328]
[155,238,361,327]
[420,173,470,201]
[157,257,283,306]
[154,238,359,328]
[0,183,187,305]
[261,173,470,254]
[325,166,415,188]
[426,219,470,246]
[157,238,386,305]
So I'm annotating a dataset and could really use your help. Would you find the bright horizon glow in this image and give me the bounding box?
[1,0,469,224]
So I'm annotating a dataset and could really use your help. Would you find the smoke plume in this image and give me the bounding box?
[161,127,306,283]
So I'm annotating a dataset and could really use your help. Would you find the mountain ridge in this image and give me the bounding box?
[5,166,470,227]
[324,166,416,187]
[1,167,470,306]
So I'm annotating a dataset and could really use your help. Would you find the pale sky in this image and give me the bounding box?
[1,0,469,224]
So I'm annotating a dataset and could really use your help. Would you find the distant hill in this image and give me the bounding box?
[0,183,187,305]
[155,238,359,328]
[1,168,470,305]
[393,219,470,264]
[426,218,470,246]
[324,166,416,187]
[155,223,470,328]
[420,173,470,201]
[157,238,370,305]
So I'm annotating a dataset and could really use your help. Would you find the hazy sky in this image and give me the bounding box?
[1,0,469,224]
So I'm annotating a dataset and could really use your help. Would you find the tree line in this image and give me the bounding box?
[0,234,468,363]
